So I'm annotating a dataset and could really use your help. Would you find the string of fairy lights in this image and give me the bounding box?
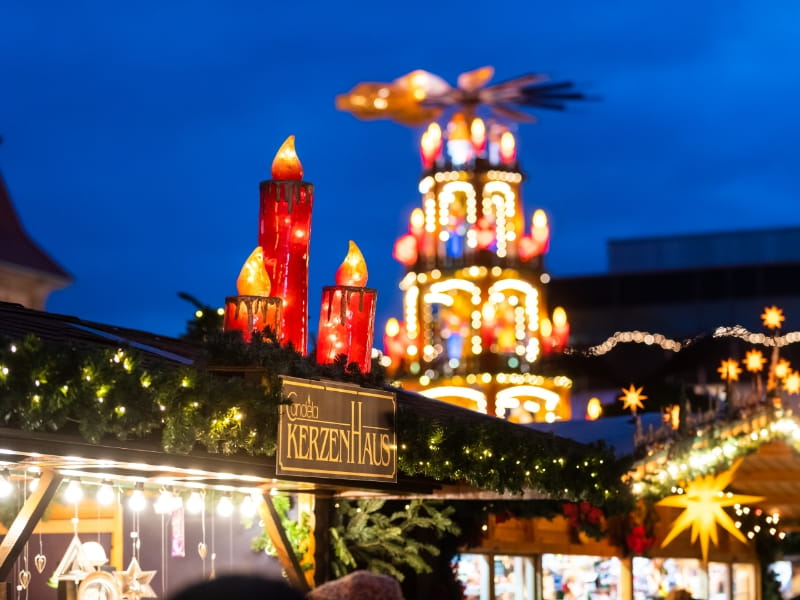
[0,473,265,519]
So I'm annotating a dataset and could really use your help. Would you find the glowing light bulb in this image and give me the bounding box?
[64,479,83,504]
[553,307,568,328]
[217,495,234,518]
[240,495,257,518]
[186,491,204,514]
[96,481,115,506]
[128,485,146,512]
[0,470,13,498]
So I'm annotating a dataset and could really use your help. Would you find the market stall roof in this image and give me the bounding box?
[0,301,596,500]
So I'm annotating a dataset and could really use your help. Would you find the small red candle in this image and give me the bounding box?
[223,247,282,342]
[552,306,570,351]
[316,241,377,373]
[258,135,313,354]
[539,317,555,356]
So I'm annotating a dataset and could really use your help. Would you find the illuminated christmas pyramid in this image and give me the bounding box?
[338,67,583,422]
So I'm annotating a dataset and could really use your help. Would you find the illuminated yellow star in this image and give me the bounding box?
[717,359,742,382]
[783,371,800,395]
[774,359,792,380]
[619,385,647,413]
[743,349,766,373]
[658,459,764,561]
[762,306,785,330]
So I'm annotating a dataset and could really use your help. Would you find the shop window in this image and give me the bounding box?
[458,553,491,600]
[494,555,534,600]
[633,557,708,600]
[543,554,620,600]
[732,563,755,600]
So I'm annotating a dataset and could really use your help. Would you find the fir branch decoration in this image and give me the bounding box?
[330,499,460,581]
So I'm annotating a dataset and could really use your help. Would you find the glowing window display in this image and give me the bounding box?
[633,557,708,600]
[542,554,620,600]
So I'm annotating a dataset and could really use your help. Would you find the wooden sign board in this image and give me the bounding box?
[277,377,397,483]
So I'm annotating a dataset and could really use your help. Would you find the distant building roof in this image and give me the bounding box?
[609,227,800,273]
[0,170,71,281]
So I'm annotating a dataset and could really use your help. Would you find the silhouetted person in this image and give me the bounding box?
[666,588,693,600]
[168,574,306,600]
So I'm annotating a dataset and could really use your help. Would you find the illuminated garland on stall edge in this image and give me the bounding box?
[0,333,631,511]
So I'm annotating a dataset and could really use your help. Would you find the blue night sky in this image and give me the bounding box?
[2,1,799,339]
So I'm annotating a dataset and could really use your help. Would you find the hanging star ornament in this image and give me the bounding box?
[783,371,800,395]
[717,358,742,382]
[657,459,764,562]
[743,349,766,373]
[761,305,785,330]
[115,557,157,600]
[619,385,647,413]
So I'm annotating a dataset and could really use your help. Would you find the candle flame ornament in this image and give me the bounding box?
[259,136,314,352]
[271,135,303,181]
[236,246,271,296]
[335,240,368,286]
[317,241,377,373]
[223,247,282,342]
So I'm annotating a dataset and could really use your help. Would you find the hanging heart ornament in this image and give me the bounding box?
[34,554,46,574]
[197,542,207,559]
[18,569,31,590]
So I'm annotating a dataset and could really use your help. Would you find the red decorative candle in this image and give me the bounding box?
[258,135,314,353]
[552,306,570,351]
[539,317,555,356]
[316,241,377,373]
[223,247,282,342]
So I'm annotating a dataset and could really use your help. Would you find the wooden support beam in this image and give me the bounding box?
[0,469,63,580]
[313,493,334,587]
[259,493,311,594]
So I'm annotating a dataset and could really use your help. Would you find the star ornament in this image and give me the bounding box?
[761,305,785,330]
[115,557,157,600]
[657,460,764,562]
[619,385,647,413]
[783,371,800,395]
[717,359,742,382]
[743,349,766,373]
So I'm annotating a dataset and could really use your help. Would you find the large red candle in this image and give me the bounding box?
[223,247,282,342]
[259,135,313,354]
[316,241,377,373]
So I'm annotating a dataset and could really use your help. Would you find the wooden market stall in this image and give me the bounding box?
[0,300,621,600]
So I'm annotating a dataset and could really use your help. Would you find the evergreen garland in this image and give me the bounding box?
[0,330,631,511]
[397,406,633,514]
